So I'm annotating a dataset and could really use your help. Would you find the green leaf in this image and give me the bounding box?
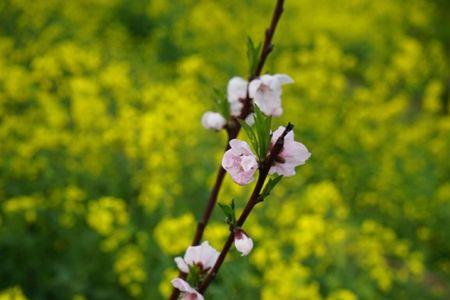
[239,119,259,155]
[253,105,272,159]
[239,105,272,161]
[218,201,236,225]
[261,175,283,199]
[246,36,262,76]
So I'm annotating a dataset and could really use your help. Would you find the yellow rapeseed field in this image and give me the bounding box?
[0,0,449,299]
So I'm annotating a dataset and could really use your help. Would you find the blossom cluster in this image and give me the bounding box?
[203,74,311,184]
[201,74,294,130]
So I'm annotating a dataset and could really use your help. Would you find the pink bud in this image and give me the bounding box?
[234,229,254,256]
[201,111,226,130]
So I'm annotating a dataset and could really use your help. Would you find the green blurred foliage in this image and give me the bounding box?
[0,0,449,299]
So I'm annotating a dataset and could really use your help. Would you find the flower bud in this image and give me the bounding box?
[227,77,248,116]
[234,228,253,256]
[201,111,226,130]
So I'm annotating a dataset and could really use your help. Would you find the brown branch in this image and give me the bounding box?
[191,127,240,246]
[237,0,285,121]
[253,0,285,80]
[197,124,293,294]
[168,1,286,298]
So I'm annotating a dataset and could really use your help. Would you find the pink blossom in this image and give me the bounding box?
[222,139,258,185]
[227,77,248,116]
[248,74,293,116]
[234,229,253,256]
[174,241,219,274]
[171,278,204,300]
[269,126,311,176]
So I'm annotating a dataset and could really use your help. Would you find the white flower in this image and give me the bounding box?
[201,111,226,130]
[234,228,253,256]
[269,126,311,176]
[248,74,294,116]
[227,77,248,116]
[174,241,219,274]
[171,278,204,300]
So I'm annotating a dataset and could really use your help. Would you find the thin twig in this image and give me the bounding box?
[253,0,285,79]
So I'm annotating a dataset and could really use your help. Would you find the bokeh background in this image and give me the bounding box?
[1,0,450,299]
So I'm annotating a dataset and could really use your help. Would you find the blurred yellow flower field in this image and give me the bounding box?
[0,0,449,299]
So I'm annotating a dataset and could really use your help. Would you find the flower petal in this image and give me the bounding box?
[248,79,261,98]
[171,278,194,294]
[234,230,254,256]
[274,74,294,84]
[174,257,189,273]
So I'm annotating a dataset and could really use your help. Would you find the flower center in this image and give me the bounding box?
[259,84,270,93]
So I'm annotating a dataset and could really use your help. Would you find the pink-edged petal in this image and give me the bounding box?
[171,278,194,293]
[232,172,254,185]
[184,245,201,266]
[269,163,296,177]
[174,257,189,273]
[234,230,254,256]
[229,139,252,155]
[241,155,257,172]
[227,77,248,102]
[197,241,219,270]
[248,79,261,98]
[271,126,294,143]
[283,141,311,164]
[222,150,235,169]
[274,74,294,85]
[260,74,280,90]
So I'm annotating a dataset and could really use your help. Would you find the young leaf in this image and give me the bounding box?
[247,36,262,76]
[253,105,272,160]
[218,201,236,225]
[261,175,283,199]
[239,120,259,156]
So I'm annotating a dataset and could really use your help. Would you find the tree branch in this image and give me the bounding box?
[197,124,293,294]
[169,1,286,298]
